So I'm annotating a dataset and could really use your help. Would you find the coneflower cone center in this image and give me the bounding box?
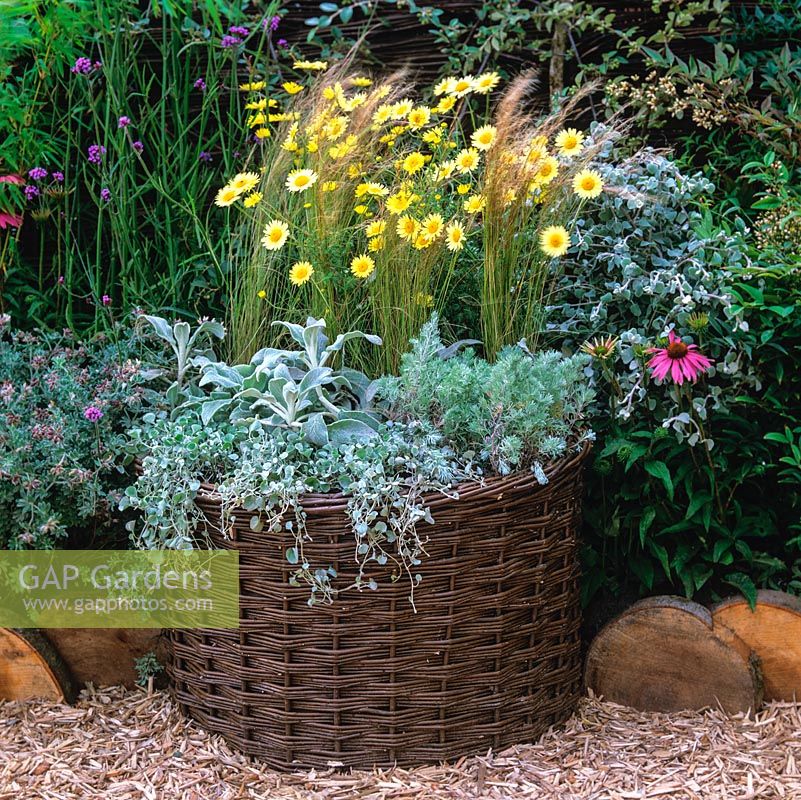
[667,341,689,359]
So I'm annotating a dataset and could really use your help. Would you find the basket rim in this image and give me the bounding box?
[192,440,591,513]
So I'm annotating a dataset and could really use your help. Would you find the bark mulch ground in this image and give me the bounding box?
[1,686,800,799]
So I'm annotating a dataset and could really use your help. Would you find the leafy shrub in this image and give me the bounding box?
[0,316,146,548]
[547,139,797,605]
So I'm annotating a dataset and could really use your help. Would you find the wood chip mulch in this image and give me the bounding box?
[1,687,800,799]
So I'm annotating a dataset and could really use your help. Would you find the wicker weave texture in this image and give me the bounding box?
[168,446,588,770]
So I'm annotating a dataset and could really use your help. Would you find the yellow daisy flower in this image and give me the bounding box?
[445,220,466,252]
[387,191,413,215]
[456,183,471,195]
[322,181,338,192]
[247,112,266,128]
[434,160,456,182]
[396,215,419,240]
[254,127,271,139]
[257,290,267,299]
[354,204,368,215]
[402,152,426,175]
[261,220,289,251]
[391,99,414,119]
[239,80,266,91]
[285,169,318,192]
[454,148,480,173]
[463,193,486,214]
[372,104,394,125]
[230,172,260,193]
[535,156,559,184]
[434,95,457,114]
[245,99,267,111]
[471,124,497,151]
[422,129,443,145]
[282,81,304,95]
[407,106,431,130]
[368,236,385,252]
[540,225,570,257]
[293,60,328,71]
[434,77,457,96]
[473,72,500,94]
[449,75,475,97]
[421,212,445,239]
[554,127,585,157]
[350,254,376,279]
[289,261,314,286]
[414,232,434,249]
[573,169,604,198]
[214,185,242,207]
[324,116,348,140]
[351,76,373,87]
[365,219,386,238]
[243,191,262,208]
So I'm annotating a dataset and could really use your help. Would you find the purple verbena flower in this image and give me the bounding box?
[52,171,64,183]
[198,150,212,163]
[220,34,241,48]
[118,115,131,128]
[228,25,249,36]
[101,294,111,306]
[194,77,206,91]
[71,56,93,74]
[93,61,102,70]
[132,140,144,153]
[87,144,106,164]
[58,275,65,285]
[28,167,48,181]
[100,187,112,203]
[24,185,40,200]
[277,38,288,48]
[269,15,281,31]
[83,405,104,422]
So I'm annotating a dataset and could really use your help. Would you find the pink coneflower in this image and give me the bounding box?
[647,330,713,385]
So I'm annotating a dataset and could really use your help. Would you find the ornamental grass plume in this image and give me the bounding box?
[647,330,713,385]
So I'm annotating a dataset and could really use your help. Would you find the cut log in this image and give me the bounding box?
[712,590,801,702]
[45,628,163,688]
[585,596,762,713]
[0,629,75,702]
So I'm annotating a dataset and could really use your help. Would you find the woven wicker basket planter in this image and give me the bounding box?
[167,445,588,770]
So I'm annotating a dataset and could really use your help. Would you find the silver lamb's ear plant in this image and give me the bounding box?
[186,317,384,446]
[138,315,225,407]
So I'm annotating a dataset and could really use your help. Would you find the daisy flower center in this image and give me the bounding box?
[667,341,689,359]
